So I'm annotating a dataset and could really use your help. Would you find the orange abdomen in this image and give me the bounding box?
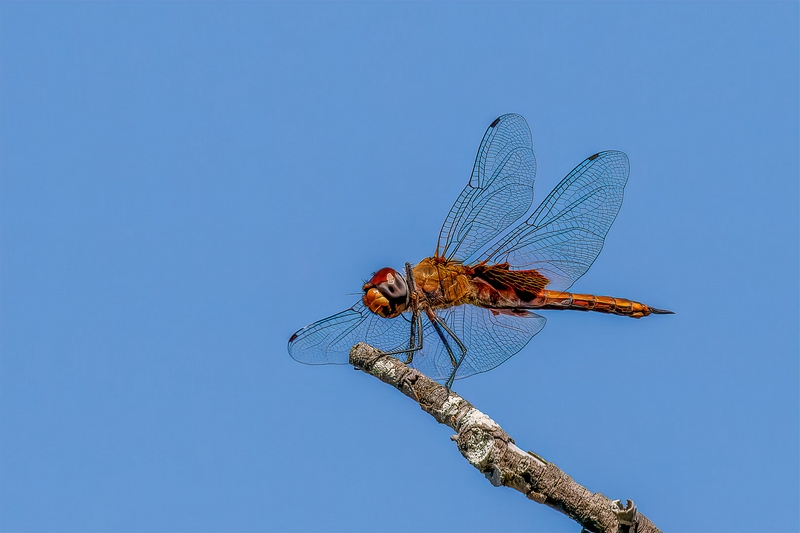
[539,290,655,318]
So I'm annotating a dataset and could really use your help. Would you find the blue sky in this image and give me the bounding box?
[1,2,797,531]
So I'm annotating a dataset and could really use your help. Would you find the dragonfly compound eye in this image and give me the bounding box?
[362,267,409,318]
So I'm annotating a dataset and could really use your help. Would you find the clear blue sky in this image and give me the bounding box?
[1,2,797,531]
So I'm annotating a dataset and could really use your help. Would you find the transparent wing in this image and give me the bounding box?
[289,301,545,383]
[480,151,629,291]
[437,114,537,263]
[288,301,412,365]
[410,306,547,381]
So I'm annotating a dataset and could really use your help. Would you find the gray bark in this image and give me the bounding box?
[349,342,661,533]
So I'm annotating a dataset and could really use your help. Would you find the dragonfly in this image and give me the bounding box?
[288,114,672,388]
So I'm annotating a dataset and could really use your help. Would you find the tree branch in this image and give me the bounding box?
[349,342,661,533]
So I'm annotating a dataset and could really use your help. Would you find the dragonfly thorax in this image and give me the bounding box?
[362,267,409,318]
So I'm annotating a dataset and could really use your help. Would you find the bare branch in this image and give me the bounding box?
[349,343,661,533]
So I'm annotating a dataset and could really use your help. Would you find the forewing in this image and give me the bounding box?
[437,114,537,262]
[481,151,629,291]
[410,306,546,381]
[288,301,412,365]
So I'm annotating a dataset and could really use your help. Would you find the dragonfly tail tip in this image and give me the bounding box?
[649,306,675,315]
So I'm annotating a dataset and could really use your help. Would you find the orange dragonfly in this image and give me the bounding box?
[288,114,672,388]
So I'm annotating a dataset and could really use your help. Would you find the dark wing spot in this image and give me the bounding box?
[289,332,298,343]
[490,117,501,128]
[476,265,549,302]
[588,153,600,161]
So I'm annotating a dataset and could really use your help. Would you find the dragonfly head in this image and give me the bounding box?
[362,267,409,318]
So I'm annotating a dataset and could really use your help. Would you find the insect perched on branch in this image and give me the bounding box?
[289,114,672,388]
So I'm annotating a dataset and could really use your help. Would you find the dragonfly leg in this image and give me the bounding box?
[429,319,456,365]
[404,263,419,364]
[381,312,423,360]
[426,309,467,390]
[382,263,424,363]
[402,310,424,364]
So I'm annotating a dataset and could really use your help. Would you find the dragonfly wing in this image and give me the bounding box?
[411,306,546,381]
[481,151,630,291]
[288,301,412,365]
[437,114,537,263]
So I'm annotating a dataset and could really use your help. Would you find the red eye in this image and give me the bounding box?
[368,267,397,285]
